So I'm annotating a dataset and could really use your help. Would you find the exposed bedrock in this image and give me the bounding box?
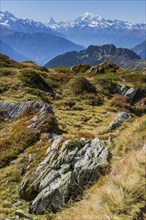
[110,83,145,104]
[0,100,57,131]
[19,137,109,214]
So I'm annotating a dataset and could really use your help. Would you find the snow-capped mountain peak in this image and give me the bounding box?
[47,11,145,30]
[0,10,145,48]
[78,12,103,21]
[0,10,54,33]
[48,17,57,25]
[0,10,16,19]
[0,10,17,26]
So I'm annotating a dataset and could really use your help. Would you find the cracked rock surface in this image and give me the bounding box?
[106,112,131,132]
[0,101,53,118]
[19,137,109,214]
[0,101,57,130]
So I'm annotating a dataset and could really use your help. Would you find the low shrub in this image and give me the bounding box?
[111,95,130,110]
[19,68,53,93]
[64,100,76,109]
[0,123,39,168]
[48,73,72,88]
[85,95,104,106]
[54,66,73,74]
[72,64,91,73]
[69,77,97,95]
[38,114,58,133]
[26,88,51,103]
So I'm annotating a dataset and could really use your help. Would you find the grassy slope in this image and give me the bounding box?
[0,55,146,219]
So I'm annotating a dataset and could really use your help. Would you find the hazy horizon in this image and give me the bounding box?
[1,0,146,23]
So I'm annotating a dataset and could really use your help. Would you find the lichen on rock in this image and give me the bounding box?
[19,137,109,214]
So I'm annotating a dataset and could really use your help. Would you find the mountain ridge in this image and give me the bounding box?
[45,44,143,69]
[0,11,145,48]
[0,10,63,37]
[47,12,146,48]
[48,12,145,30]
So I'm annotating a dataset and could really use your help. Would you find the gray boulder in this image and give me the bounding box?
[0,101,53,118]
[15,209,31,219]
[96,67,105,74]
[19,137,109,214]
[110,83,145,104]
[0,101,57,131]
[106,112,131,132]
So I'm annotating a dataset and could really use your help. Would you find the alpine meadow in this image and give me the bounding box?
[0,1,146,220]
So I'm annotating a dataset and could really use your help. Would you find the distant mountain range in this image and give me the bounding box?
[0,11,146,65]
[132,41,146,59]
[0,10,62,37]
[0,11,84,64]
[45,44,145,69]
[47,12,146,48]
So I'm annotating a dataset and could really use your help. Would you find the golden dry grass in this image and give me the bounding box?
[0,57,146,219]
[54,147,145,220]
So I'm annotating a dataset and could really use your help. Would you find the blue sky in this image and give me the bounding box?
[1,0,146,23]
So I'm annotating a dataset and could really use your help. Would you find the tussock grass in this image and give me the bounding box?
[54,147,145,220]
[0,57,145,219]
[0,119,39,168]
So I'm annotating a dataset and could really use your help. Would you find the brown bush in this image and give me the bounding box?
[72,64,91,73]
[111,95,130,110]
[0,123,39,168]
[38,114,58,133]
[69,77,97,95]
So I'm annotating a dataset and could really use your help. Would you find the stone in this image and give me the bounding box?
[19,167,25,175]
[12,200,22,206]
[108,136,112,145]
[110,84,145,104]
[106,112,131,132]
[125,87,143,104]
[0,101,58,132]
[15,210,31,219]
[28,154,34,163]
[96,67,105,74]
[19,137,108,214]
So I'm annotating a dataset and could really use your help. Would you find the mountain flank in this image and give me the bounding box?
[1,31,84,65]
[0,55,145,219]
[45,44,145,69]
[132,41,146,59]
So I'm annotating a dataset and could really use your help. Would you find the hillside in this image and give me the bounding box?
[45,44,145,69]
[0,54,146,220]
[132,41,146,59]
[0,39,29,61]
[1,31,84,65]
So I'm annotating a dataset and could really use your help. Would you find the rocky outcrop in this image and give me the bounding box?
[106,112,131,132]
[110,84,145,104]
[19,137,109,214]
[0,101,57,131]
[0,101,53,118]
[15,209,31,219]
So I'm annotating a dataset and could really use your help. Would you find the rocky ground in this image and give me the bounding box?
[0,54,146,220]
